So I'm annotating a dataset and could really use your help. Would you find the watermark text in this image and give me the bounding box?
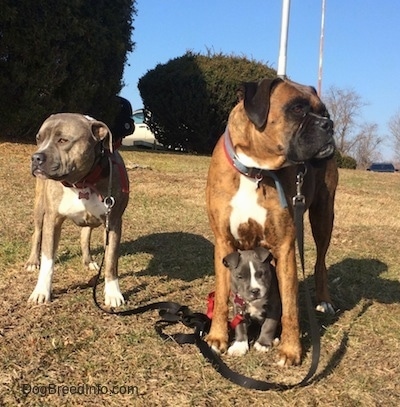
[22,383,139,397]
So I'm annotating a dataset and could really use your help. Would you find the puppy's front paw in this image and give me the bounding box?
[254,341,271,353]
[104,279,124,307]
[255,337,280,353]
[227,340,249,356]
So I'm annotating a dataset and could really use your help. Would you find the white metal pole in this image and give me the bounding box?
[277,0,291,79]
[317,0,326,96]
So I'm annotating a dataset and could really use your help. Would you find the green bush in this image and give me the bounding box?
[138,51,276,154]
[0,0,135,139]
[335,150,357,169]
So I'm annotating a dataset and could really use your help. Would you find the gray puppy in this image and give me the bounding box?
[223,247,281,356]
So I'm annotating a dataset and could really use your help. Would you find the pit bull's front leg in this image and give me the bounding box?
[103,216,124,307]
[28,213,64,304]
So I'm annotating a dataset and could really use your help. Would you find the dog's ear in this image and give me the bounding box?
[253,247,273,263]
[222,252,241,269]
[91,121,114,153]
[242,77,283,129]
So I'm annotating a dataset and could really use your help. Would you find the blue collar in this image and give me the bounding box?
[223,128,288,208]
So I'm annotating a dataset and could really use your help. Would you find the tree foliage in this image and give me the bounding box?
[388,110,400,163]
[138,51,276,154]
[323,86,366,155]
[324,85,383,167]
[0,0,136,139]
[352,123,382,169]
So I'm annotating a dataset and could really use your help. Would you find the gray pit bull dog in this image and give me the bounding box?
[223,247,282,356]
[25,113,129,307]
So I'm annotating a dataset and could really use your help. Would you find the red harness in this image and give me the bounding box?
[206,292,246,330]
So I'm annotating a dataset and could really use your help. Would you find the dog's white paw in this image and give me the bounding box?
[88,261,100,271]
[25,263,40,272]
[227,341,249,356]
[104,279,124,307]
[316,302,335,314]
[28,265,52,304]
[254,341,272,353]
[28,287,50,304]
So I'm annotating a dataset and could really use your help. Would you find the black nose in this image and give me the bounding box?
[32,152,46,166]
[308,113,333,132]
[251,288,260,296]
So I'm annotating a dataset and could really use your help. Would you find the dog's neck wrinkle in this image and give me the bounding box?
[62,151,111,189]
[225,127,290,171]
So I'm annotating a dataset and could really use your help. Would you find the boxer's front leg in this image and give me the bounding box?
[205,239,232,353]
[275,243,302,366]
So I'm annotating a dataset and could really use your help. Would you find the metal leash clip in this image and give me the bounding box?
[104,196,115,244]
[292,166,307,207]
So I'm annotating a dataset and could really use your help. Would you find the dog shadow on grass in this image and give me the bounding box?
[300,256,399,382]
[120,232,214,281]
[55,232,213,300]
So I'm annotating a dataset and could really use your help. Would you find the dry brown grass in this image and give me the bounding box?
[1,141,399,406]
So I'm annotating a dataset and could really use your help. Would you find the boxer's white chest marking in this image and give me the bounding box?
[58,187,105,225]
[229,175,267,239]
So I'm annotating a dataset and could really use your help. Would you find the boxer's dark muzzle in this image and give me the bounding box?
[287,112,335,163]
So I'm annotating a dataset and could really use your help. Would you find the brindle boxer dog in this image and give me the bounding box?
[206,77,338,366]
[26,113,129,307]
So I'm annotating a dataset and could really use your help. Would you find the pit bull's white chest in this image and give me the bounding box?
[58,186,106,226]
[229,175,267,239]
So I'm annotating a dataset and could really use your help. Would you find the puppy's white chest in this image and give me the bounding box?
[229,175,267,239]
[247,302,265,321]
[58,187,106,226]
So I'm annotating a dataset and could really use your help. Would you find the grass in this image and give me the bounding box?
[1,141,400,406]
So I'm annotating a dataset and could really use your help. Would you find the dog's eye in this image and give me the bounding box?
[58,138,68,144]
[291,103,308,116]
[255,271,266,280]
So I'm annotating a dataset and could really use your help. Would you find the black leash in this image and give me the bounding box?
[92,166,320,391]
[152,166,320,391]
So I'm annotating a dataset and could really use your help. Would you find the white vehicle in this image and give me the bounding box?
[122,109,162,149]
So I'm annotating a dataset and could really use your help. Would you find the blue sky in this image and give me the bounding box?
[119,0,400,160]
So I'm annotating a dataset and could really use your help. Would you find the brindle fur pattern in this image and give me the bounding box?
[206,78,338,366]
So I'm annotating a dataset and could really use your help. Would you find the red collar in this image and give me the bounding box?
[61,151,129,195]
[62,154,109,190]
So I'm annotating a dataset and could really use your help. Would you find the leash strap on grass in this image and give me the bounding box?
[92,167,321,391]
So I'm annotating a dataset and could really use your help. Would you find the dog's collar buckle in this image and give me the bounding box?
[255,173,263,189]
